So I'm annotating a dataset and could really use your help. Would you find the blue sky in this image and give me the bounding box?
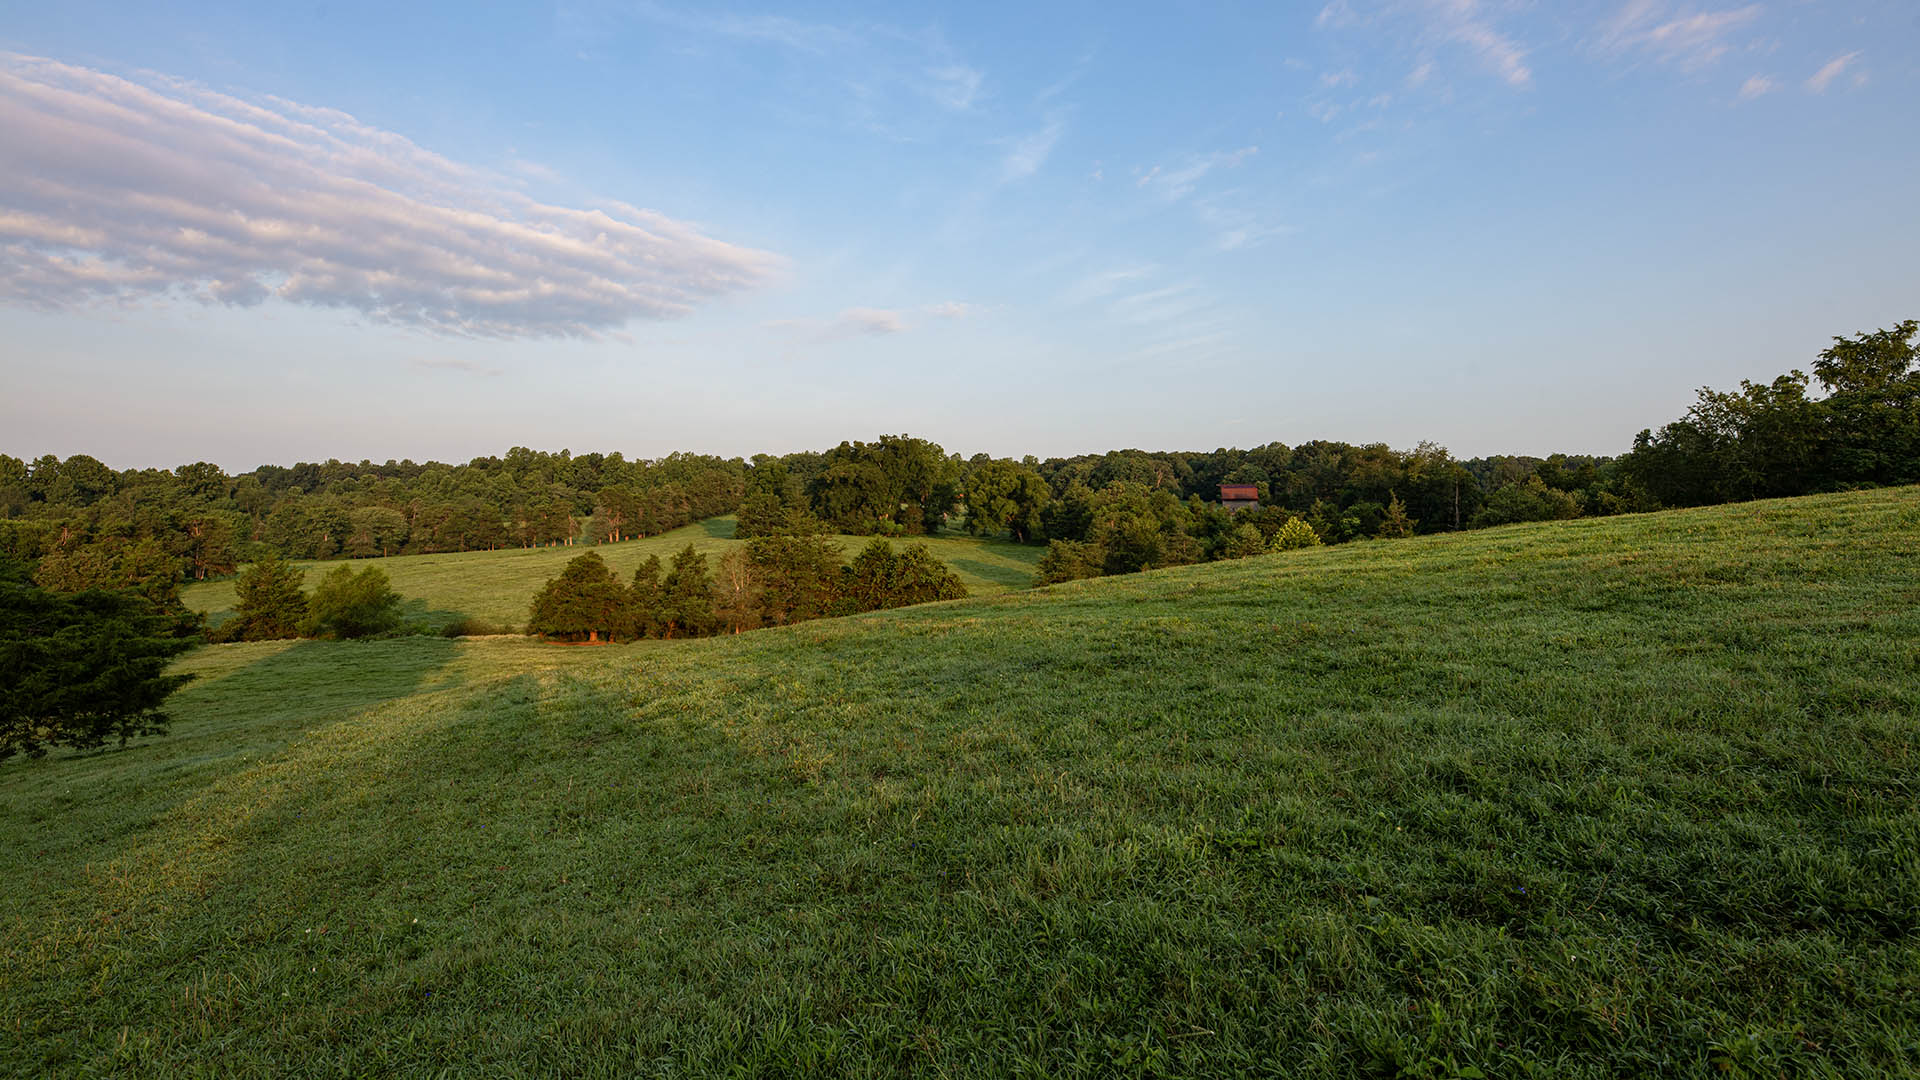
[2,1,1915,469]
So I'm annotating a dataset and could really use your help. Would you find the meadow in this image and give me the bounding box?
[177,517,1044,631]
[5,487,1918,1077]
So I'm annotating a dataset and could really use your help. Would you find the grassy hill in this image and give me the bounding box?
[178,517,1044,630]
[6,488,1918,1077]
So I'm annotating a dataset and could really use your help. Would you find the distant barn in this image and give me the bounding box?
[1220,483,1260,512]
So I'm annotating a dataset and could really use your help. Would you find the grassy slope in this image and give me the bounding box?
[5,488,1919,1078]
[178,517,1043,630]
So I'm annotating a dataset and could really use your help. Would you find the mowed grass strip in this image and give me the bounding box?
[5,487,1919,1078]
[178,517,1043,631]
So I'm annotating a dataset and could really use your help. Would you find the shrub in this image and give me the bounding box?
[1269,517,1323,552]
[1035,539,1105,584]
[301,565,403,639]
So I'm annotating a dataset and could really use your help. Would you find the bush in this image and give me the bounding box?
[1269,517,1323,552]
[301,565,403,639]
[1035,539,1105,584]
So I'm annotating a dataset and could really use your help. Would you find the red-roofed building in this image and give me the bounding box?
[1220,483,1260,512]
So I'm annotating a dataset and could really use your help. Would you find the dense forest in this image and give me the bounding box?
[2,319,1913,630]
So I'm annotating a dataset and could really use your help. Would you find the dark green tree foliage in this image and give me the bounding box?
[1624,320,1919,505]
[839,539,967,614]
[1,558,193,760]
[528,552,632,642]
[807,434,957,535]
[34,537,202,636]
[301,566,402,639]
[660,545,717,638]
[219,553,308,642]
[962,460,1051,542]
[629,555,665,639]
[1034,540,1105,585]
[747,535,843,626]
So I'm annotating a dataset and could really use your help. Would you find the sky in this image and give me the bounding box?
[2,1,1916,471]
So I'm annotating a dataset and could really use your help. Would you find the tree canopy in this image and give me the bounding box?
[1,558,194,760]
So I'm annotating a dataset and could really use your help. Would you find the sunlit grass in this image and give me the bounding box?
[178,517,1044,630]
[6,487,1919,1077]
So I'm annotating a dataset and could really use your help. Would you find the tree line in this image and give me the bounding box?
[527,537,968,642]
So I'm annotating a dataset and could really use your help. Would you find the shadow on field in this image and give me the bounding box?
[693,517,738,539]
[946,557,1033,589]
[396,598,471,630]
[169,636,470,737]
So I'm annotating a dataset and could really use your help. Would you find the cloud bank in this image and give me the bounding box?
[0,54,780,338]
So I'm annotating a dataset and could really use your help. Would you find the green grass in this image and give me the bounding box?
[178,517,1043,631]
[6,487,1919,1077]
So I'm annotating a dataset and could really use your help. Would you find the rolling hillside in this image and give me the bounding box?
[178,517,1045,630]
[6,488,1918,1077]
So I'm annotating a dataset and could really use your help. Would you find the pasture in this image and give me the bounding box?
[5,487,1918,1077]
[177,517,1044,631]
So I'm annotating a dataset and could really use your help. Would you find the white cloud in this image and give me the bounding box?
[926,301,975,318]
[1000,115,1066,182]
[1805,51,1861,93]
[1597,1,1762,71]
[0,54,780,339]
[1736,74,1774,101]
[1320,68,1359,88]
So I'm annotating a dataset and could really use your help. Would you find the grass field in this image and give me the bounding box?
[178,517,1044,631]
[6,487,1919,1077]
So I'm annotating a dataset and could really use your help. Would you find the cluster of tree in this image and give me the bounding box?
[528,537,967,642]
[1,556,193,760]
[1620,320,1919,506]
[0,449,747,619]
[209,554,404,642]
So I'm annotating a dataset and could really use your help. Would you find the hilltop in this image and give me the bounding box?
[5,487,1918,1077]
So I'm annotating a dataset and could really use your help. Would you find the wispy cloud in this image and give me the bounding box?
[1805,51,1861,93]
[629,3,984,117]
[769,306,910,343]
[1059,265,1155,307]
[1316,1,1532,89]
[1736,74,1774,101]
[1138,146,1258,202]
[414,356,503,376]
[1597,1,1762,71]
[926,300,976,318]
[0,54,779,338]
[1000,113,1066,182]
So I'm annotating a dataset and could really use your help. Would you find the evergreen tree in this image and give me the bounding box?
[660,544,716,638]
[747,534,842,625]
[528,552,632,642]
[1,557,194,760]
[629,555,665,638]
[221,553,308,641]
